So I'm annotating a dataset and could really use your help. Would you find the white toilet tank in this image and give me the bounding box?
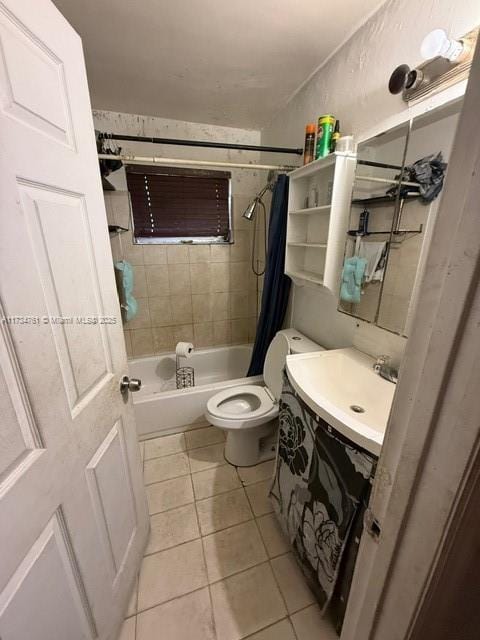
[263,328,324,400]
[278,328,325,355]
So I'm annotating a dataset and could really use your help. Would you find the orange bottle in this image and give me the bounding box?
[303,124,316,165]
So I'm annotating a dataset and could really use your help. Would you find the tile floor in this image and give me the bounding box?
[118,425,338,640]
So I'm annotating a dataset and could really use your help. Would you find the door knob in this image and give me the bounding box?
[120,375,142,395]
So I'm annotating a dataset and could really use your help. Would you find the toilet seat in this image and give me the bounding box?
[206,385,277,429]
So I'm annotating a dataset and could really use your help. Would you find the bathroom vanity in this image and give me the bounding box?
[270,348,394,633]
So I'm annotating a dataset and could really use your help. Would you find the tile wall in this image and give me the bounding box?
[106,191,264,358]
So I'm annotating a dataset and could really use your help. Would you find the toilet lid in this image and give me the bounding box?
[263,333,290,401]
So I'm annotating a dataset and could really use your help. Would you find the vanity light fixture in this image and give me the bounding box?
[420,29,469,63]
[388,25,478,102]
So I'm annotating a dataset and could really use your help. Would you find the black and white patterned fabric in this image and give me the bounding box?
[270,372,376,614]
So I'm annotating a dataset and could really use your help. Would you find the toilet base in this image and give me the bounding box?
[224,420,277,467]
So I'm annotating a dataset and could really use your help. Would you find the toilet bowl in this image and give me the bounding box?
[205,329,324,466]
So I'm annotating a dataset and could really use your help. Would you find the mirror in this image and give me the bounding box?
[377,100,462,335]
[338,121,410,324]
[338,98,463,337]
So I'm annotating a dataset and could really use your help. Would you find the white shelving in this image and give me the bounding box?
[288,242,327,248]
[286,151,357,291]
[288,269,325,285]
[289,205,331,215]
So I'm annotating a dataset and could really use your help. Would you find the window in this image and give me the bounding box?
[126,165,232,244]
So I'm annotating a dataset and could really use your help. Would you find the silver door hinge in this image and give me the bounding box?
[364,508,382,540]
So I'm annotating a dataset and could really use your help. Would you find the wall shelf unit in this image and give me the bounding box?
[289,204,331,215]
[286,152,356,290]
[288,242,328,248]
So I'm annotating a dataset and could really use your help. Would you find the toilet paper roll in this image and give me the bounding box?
[175,342,194,358]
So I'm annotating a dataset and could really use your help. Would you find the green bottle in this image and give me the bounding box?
[315,115,335,159]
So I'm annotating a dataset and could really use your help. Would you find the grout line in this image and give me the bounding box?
[134,583,213,619]
[147,498,196,518]
[198,511,255,538]
[193,482,218,640]
[142,423,226,463]
[255,512,291,560]
[185,437,226,453]
[203,557,274,589]
[268,553,289,604]
[148,500,194,517]
[147,475,195,516]
[194,484,249,506]
[248,496,293,625]
[142,431,186,457]
[143,470,191,486]
[241,616,294,640]
[194,485,254,537]
[141,530,203,560]
[189,461,225,475]
[185,446,193,475]
[242,475,275,489]
[290,602,322,617]
[289,614,300,640]
[143,446,187,463]
[142,532,201,558]
[192,483,243,502]
[190,460,231,478]
[201,516,265,547]
[253,518,293,618]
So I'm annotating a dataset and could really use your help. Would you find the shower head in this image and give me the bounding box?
[242,197,261,221]
[242,180,277,221]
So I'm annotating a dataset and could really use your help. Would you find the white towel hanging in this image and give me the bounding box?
[358,241,387,282]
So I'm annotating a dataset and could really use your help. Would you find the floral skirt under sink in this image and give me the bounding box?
[269,372,377,632]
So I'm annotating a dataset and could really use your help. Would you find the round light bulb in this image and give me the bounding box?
[421,29,464,62]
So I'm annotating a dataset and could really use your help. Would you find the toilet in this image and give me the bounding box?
[205,329,324,467]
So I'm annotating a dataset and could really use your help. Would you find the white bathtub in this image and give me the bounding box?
[129,344,263,439]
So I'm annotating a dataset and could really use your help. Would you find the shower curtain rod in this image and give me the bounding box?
[98,132,304,156]
[357,159,403,171]
[355,175,419,188]
[98,153,296,172]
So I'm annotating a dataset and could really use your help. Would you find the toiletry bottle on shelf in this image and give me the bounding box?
[330,120,340,152]
[358,208,369,235]
[303,124,316,164]
[315,114,335,159]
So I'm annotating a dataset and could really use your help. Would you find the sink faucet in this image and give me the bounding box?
[373,355,398,384]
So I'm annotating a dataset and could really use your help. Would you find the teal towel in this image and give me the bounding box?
[340,256,367,304]
[114,260,138,322]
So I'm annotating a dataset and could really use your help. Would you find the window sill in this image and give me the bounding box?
[133,237,232,245]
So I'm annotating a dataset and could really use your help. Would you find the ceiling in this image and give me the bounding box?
[53,0,385,130]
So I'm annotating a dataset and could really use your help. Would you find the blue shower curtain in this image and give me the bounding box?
[247,174,291,376]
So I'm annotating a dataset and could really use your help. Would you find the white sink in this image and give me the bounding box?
[286,348,395,456]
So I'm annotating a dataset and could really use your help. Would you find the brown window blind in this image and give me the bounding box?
[126,165,231,241]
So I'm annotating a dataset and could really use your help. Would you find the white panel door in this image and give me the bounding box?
[0,1,149,639]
